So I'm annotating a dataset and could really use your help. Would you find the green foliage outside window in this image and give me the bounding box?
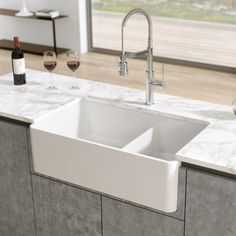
[92,0,236,24]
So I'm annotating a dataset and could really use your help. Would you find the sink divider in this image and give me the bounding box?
[122,127,155,156]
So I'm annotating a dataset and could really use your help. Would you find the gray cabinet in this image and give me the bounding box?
[0,120,35,236]
[185,168,236,236]
[32,175,102,236]
[102,197,184,236]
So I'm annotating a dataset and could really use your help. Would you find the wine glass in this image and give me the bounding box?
[67,50,80,89]
[232,96,236,116]
[43,51,57,90]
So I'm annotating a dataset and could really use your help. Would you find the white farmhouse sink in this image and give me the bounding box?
[30,98,207,212]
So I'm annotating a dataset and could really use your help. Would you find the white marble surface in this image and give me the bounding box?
[0,70,235,175]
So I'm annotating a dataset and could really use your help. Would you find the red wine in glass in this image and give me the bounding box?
[67,50,80,89]
[44,61,57,72]
[67,61,80,72]
[43,51,57,90]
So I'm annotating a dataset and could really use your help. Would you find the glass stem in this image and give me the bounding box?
[50,72,52,88]
[73,71,76,87]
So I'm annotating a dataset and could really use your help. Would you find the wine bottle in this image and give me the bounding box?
[11,36,26,85]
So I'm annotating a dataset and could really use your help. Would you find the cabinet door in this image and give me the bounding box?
[186,169,236,236]
[32,175,102,236]
[0,120,35,236]
[102,197,184,236]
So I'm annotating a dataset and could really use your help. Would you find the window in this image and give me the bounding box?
[90,0,236,70]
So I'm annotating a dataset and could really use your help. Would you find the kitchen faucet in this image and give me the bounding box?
[119,8,163,105]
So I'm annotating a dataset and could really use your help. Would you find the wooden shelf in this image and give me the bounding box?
[0,8,69,55]
[0,39,68,55]
[0,8,67,21]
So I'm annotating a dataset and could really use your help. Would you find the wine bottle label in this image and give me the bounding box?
[13,59,26,75]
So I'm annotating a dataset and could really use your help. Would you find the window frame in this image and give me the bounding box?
[86,0,236,73]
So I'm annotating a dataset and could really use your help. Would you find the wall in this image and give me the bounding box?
[0,0,88,53]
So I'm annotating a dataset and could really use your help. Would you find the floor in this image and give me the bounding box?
[92,10,236,68]
[0,49,235,106]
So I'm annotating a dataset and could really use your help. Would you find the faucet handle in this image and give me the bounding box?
[151,63,166,91]
[118,57,128,76]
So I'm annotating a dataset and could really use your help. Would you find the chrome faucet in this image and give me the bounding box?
[119,8,163,105]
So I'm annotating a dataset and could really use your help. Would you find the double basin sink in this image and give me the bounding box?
[30,97,207,212]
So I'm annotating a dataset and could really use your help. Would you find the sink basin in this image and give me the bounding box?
[30,98,207,212]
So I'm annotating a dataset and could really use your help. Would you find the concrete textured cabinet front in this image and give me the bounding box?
[32,175,102,236]
[0,120,35,236]
[185,169,236,236]
[102,197,184,236]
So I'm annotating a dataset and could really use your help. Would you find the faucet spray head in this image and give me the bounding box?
[119,55,128,76]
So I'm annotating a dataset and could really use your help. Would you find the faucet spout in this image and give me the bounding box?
[121,8,153,53]
[119,8,162,105]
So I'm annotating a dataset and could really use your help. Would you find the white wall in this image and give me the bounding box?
[0,0,88,53]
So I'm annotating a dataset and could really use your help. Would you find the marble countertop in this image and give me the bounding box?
[0,70,235,175]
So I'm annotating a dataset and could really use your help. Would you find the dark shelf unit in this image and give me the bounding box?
[0,8,69,55]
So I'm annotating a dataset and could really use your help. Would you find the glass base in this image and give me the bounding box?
[47,86,57,90]
[70,85,80,90]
